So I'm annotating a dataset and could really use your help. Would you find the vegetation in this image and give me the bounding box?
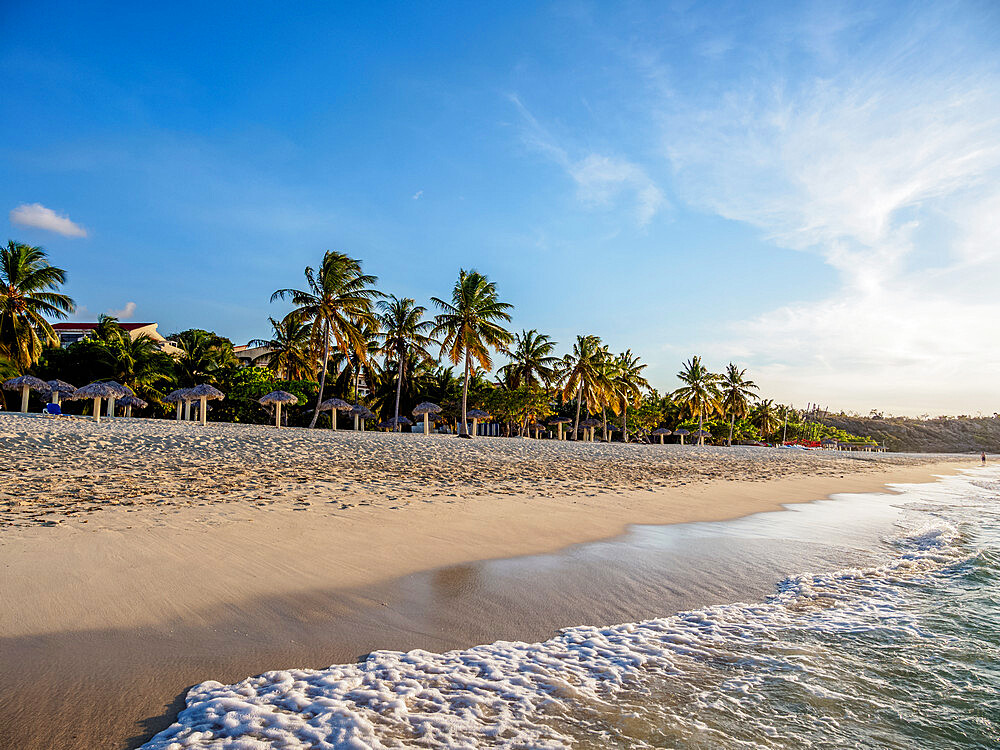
[0,238,886,447]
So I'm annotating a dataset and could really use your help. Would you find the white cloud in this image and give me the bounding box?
[412,190,423,200]
[108,302,137,320]
[510,94,666,227]
[664,35,1000,414]
[9,203,87,237]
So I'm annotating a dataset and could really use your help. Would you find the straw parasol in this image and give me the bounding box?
[548,416,572,441]
[651,427,672,445]
[46,379,76,408]
[165,388,193,421]
[466,408,489,437]
[580,417,601,442]
[412,401,442,436]
[70,382,123,423]
[2,375,50,413]
[117,394,147,418]
[100,381,132,420]
[350,404,375,431]
[673,427,690,445]
[385,415,413,430]
[259,390,298,428]
[319,397,353,431]
[189,383,225,426]
[693,428,711,446]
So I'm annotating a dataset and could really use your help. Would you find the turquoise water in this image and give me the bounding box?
[143,469,1000,749]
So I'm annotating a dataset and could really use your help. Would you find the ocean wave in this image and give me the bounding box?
[141,471,999,750]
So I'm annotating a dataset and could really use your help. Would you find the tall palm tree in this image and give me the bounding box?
[171,329,237,386]
[671,355,722,445]
[611,349,650,441]
[105,333,175,405]
[753,398,779,442]
[272,251,381,427]
[720,363,759,446]
[431,269,513,437]
[375,295,437,428]
[559,334,611,439]
[500,329,559,388]
[0,241,74,371]
[249,315,314,380]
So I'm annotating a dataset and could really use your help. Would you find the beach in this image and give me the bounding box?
[0,413,975,749]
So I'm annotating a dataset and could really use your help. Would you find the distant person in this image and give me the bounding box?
[982,451,987,465]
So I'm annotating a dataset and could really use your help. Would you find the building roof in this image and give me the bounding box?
[52,322,157,331]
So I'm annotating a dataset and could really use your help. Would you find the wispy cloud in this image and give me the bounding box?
[659,18,1000,413]
[509,94,666,227]
[108,301,137,320]
[412,190,423,200]
[9,203,88,237]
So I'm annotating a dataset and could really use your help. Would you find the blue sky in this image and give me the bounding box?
[3,1,999,415]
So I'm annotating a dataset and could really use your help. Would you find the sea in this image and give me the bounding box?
[141,467,999,749]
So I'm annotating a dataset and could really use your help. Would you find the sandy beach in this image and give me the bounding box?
[0,413,973,749]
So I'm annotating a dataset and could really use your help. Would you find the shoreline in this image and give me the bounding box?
[1,452,973,750]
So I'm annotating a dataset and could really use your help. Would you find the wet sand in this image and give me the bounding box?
[0,413,972,748]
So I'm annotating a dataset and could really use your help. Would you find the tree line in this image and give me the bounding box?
[0,240,875,445]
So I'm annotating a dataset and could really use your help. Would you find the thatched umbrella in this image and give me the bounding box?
[351,404,375,431]
[821,438,838,450]
[189,383,225,426]
[580,417,601,442]
[46,379,76,408]
[70,382,123,423]
[319,397,353,431]
[100,381,132,420]
[674,428,690,445]
[548,416,572,441]
[165,388,192,421]
[2,375,50,413]
[651,427,672,445]
[386,415,413,431]
[118,394,147,418]
[259,390,298,428]
[412,401,442,436]
[693,428,712,446]
[466,408,489,437]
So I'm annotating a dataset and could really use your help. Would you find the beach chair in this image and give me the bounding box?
[44,403,63,417]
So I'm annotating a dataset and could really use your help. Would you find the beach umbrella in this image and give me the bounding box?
[165,388,192,421]
[580,417,601,442]
[46,379,76,408]
[674,427,690,445]
[100,381,132,419]
[350,404,375,431]
[693,428,711,446]
[117,394,147,418]
[189,383,225,426]
[319,397,352,430]
[259,390,298,428]
[412,401,442,436]
[466,408,490,437]
[385,415,413,431]
[548,416,572,441]
[2,375,51,413]
[70,382,123,423]
[651,427,672,445]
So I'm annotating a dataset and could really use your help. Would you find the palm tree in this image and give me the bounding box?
[0,241,75,371]
[375,295,437,428]
[720,363,759,446]
[500,329,559,388]
[753,398,779,442]
[431,269,513,437]
[611,349,650,441]
[558,335,611,439]
[272,251,381,428]
[249,316,314,380]
[671,356,722,445]
[105,333,175,405]
[171,329,237,386]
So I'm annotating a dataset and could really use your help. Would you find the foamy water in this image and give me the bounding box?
[142,469,1000,749]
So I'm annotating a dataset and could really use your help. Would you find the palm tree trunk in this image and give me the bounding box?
[394,351,404,431]
[309,320,331,428]
[459,351,470,436]
[622,402,628,442]
[572,384,583,439]
[601,406,608,442]
[698,408,704,446]
[728,414,735,446]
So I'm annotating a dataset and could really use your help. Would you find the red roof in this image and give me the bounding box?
[52,322,155,331]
